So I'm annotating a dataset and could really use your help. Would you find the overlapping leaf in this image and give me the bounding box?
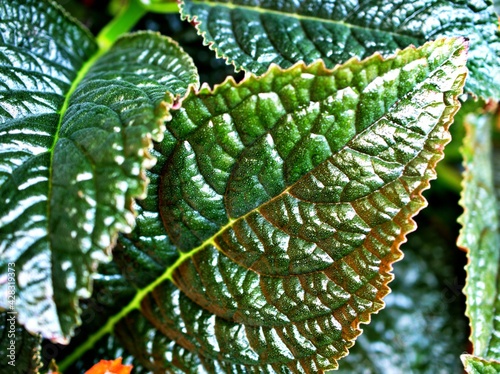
[91,38,470,372]
[457,104,500,370]
[0,0,199,342]
[180,0,500,100]
[0,312,42,374]
[462,354,500,374]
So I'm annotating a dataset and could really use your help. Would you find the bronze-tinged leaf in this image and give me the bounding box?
[100,37,468,372]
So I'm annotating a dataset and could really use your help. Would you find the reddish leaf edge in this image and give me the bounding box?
[56,37,469,372]
[153,37,470,371]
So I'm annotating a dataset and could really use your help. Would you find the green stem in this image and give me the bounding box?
[57,221,235,372]
[435,162,463,193]
[96,0,148,50]
[143,1,180,13]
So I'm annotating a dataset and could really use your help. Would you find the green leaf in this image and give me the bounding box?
[462,354,500,374]
[180,0,500,100]
[0,312,42,374]
[0,0,199,342]
[59,38,468,372]
[457,103,500,365]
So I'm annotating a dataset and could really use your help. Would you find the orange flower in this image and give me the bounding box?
[84,357,133,374]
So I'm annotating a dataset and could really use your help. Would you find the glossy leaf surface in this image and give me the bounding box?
[0,0,199,342]
[104,38,468,372]
[180,0,500,99]
[458,104,500,368]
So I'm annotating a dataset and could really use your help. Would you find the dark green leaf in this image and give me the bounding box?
[0,0,198,342]
[79,38,468,373]
[44,263,141,373]
[180,0,500,99]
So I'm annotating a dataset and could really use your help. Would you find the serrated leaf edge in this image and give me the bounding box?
[58,37,469,371]
[178,0,500,101]
[456,104,500,361]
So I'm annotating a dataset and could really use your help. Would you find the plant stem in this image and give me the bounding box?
[96,0,148,50]
[435,162,463,193]
[142,1,180,14]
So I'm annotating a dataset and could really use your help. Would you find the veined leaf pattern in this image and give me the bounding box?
[110,38,468,372]
[180,0,500,99]
[0,0,199,342]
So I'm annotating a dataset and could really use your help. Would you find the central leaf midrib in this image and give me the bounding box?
[187,0,425,42]
[47,48,105,190]
[58,110,421,371]
[45,43,107,335]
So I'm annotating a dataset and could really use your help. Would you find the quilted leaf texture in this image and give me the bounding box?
[0,0,198,342]
[180,0,500,99]
[110,38,468,372]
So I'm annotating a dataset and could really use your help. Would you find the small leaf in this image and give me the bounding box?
[0,312,42,374]
[180,0,500,99]
[462,354,500,374]
[457,103,500,363]
[0,0,199,342]
[102,38,467,372]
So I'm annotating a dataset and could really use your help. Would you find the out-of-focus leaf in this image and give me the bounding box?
[42,259,138,372]
[462,354,500,374]
[61,38,471,373]
[0,0,199,342]
[0,312,42,374]
[457,103,500,367]
[180,0,500,100]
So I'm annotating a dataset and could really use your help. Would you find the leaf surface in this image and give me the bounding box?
[180,0,500,99]
[457,103,500,368]
[0,0,199,342]
[96,38,468,372]
[0,312,42,374]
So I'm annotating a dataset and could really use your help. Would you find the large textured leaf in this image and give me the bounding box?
[55,38,469,372]
[457,103,500,369]
[180,0,500,100]
[0,0,199,342]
